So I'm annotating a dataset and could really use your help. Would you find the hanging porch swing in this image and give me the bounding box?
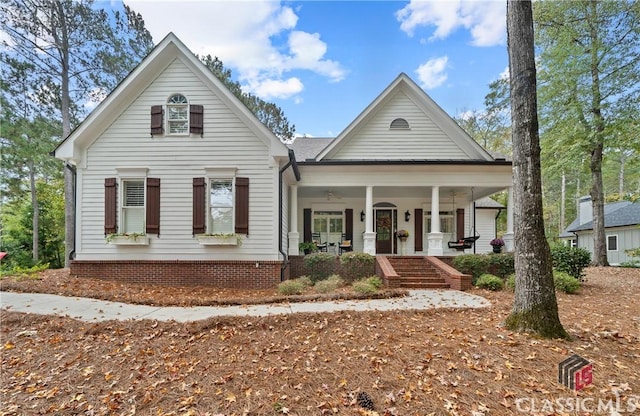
[447,189,480,251]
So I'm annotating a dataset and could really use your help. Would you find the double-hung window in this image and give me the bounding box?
[104,170,160,236]
[607,235,618,251]
[425,211,454,233]
[192,171,249,236]
[209,179,234,233]
[167,94,189,134]
[122,180,145,233]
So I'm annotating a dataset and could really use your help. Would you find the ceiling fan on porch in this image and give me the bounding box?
[326,190,342,200]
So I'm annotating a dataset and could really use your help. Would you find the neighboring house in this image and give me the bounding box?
[54,33,514,289]
[561,196,640,265]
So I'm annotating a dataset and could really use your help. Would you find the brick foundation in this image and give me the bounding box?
[70,260,284,289]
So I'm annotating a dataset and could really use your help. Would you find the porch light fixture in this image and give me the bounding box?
[360,210,365,222]
[405,210,411,222]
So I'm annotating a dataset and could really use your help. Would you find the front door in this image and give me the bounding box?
[375,210,394,254]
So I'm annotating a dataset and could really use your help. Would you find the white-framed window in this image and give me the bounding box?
[570,239,577,248]
[167,94,189,134]
[121,179,145,233]
[607,235,618,251]
[313,210,343,243]
[209,179,234,234]
[425,211,454,233]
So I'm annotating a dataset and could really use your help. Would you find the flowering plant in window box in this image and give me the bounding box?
[106,233,149,245]
[396,230,410,239]
[196,233,243,246]
[490,238,505,247]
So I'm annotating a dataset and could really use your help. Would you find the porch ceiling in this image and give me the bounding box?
[297,186,504,200]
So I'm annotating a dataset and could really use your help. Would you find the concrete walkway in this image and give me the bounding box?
[0,290,490,323]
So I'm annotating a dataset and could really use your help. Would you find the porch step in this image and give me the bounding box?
[386,256,450,289]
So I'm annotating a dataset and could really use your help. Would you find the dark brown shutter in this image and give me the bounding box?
[345,208,353,241]
[104,178,117,235]
[414,208,423,251]
[303,209,311,242]
[190,104,203,135]
[151,105,163,135]
[235,177,249,234]
[146,178,160,235]
[192,177,206,235]
[456,208,465,241]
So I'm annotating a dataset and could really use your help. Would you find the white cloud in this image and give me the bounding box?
[125,1,345,101]
[396,0,506,47]
[247,77,304,100]
[416,56,449,89]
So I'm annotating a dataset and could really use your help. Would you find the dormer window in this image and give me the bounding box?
[167,94,189,134]
[390,118,410,129]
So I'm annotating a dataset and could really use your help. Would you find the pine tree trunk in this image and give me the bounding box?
[29,161,39,262]
[588,0,608,267]
[505,0,568,339]
[52,2,75,267]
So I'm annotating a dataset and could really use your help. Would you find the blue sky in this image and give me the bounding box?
[124,0,509,137]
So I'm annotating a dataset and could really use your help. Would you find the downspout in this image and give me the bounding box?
[278,149,301,281]
[65,162,77,261]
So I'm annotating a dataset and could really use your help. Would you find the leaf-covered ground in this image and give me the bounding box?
[1,267,639,415]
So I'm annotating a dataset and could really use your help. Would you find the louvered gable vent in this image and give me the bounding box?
[390,118,410,129]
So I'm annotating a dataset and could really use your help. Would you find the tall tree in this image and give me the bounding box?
[504,0,568,339]
[535,0,640,265]
[200,55,296,142]
[1,0,154,266]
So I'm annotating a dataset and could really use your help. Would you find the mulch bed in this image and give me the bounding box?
[1,267,639,415]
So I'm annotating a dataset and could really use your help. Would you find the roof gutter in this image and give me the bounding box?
[298,159,511,166]
[278,149,300,281]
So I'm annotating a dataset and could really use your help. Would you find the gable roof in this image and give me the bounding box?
[54,32,289,163]
[314,73,495,162]
[561,200,639,236]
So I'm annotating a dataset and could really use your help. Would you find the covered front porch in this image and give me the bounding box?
[287,169,514,257]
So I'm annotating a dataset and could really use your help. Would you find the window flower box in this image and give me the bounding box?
[196,234,242,246]
[106,233,149,245]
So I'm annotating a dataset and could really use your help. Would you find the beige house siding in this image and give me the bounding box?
[329,90,470,160]
[76,58,280,261]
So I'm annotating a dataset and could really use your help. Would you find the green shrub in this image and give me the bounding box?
[352,280,377,295]
[339,252,375,282]
[363,275,383,289]
[327,274,345,286]
[475,273,504,291]
[620,260,640,268]
[505,274,516,291]
[296,275,313,287]
[304,253,337,282]
[2,263,50,280]
[314,278,341,293]
[553,270,581,294]
[277,279,306,295]
[488,253,514,278]
[452,254,490,284]
[550,245,591,281]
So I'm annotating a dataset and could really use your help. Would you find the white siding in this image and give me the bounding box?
[77,58,280,261]
[577,227,640,265]
[331,91,470,160]
[475,210,498,253]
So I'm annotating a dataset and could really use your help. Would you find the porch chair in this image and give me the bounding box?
[339,234,353,255]
[311,232,327,252]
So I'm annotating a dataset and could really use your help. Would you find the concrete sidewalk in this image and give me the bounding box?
[0,290,490,323]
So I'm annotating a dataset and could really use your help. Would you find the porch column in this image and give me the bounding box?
[363,185,376,255]
[503,186,514,251]
[427,186,444,256]
[288,185,300,255]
